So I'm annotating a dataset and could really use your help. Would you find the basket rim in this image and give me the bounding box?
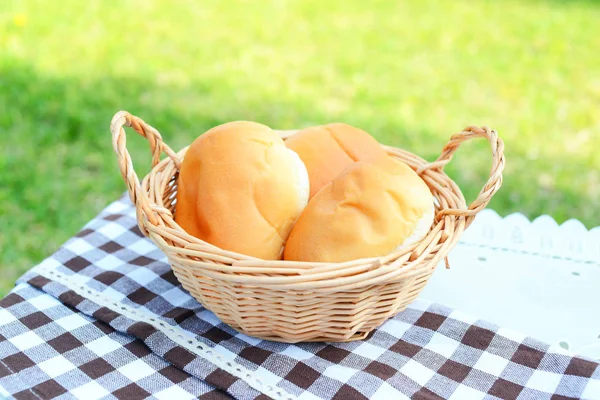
[136,144,475,292]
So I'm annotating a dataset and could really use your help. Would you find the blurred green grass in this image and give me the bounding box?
[1,0,599,295]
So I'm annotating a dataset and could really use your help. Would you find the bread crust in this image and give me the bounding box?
[283,156,434,263]
[175,121,309,260]
[284,123,387,199]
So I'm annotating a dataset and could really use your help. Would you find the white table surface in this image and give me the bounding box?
[420,209,600,361]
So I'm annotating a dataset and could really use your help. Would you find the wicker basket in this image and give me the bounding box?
[110,111,505,343]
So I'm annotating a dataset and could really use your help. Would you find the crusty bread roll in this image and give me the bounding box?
[175,121,310,260]
[283,156,434,263]
[284,123,387,199]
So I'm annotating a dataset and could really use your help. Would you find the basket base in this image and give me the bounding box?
[230,328,372,343]
[219,302,414,343]
[172,263,430,343]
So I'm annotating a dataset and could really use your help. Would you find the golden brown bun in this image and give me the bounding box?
[175,121,310,260]
[283,156,434,263]
[284,123,387,199]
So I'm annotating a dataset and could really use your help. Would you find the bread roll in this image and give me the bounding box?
[284,123,387,199]
[175,121,310,260]
[283,156,434,263]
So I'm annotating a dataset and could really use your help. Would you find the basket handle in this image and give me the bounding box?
[418,125,505,227]
[110,111,182,227]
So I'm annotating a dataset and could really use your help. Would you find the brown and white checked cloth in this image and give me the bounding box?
[1,194,599,400]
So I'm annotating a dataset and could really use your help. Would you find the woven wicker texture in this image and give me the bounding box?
[110,111,505,342]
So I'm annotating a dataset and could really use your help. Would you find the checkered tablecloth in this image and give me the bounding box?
[1,195,599,400]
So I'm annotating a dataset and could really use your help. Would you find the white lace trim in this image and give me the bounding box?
[460,209,600,265]
[34,264,297,400]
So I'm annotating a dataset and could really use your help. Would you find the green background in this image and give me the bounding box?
[1,0,599,295]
